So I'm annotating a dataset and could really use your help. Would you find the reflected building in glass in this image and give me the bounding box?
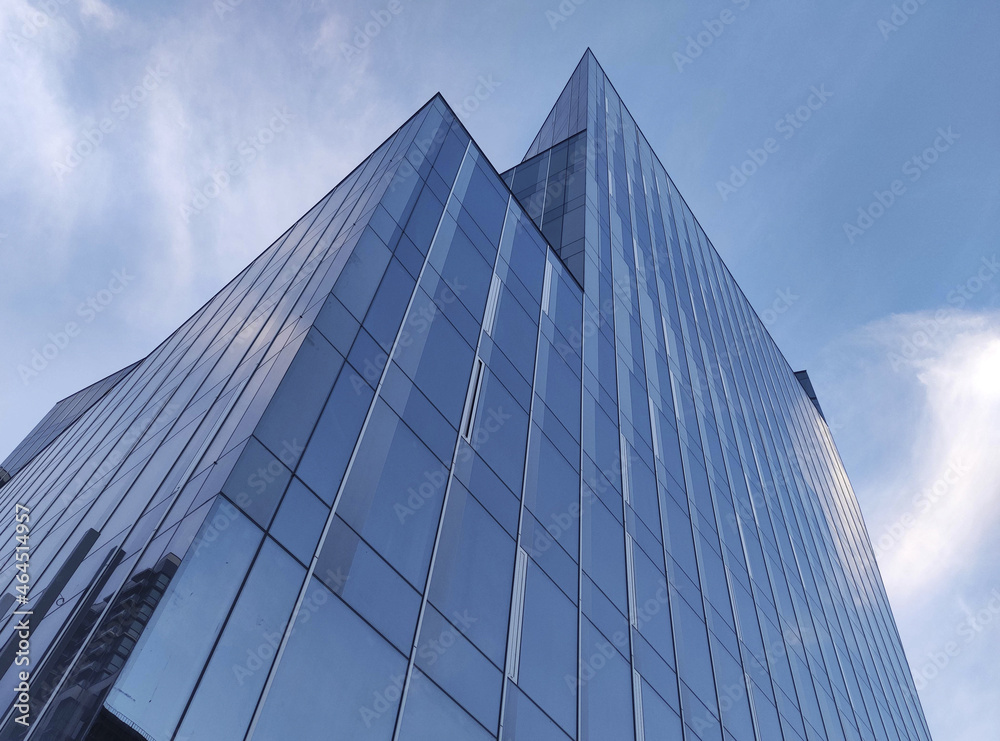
[0,51,931,740]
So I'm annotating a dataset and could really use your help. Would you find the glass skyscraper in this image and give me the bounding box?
[0,51,930,740]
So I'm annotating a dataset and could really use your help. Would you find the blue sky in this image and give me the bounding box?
[1,1,998,737]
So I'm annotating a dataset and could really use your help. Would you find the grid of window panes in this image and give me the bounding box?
[0,361,141,481]
[0,53,931,741]
[500,50,930,741]
[0,97,466,739]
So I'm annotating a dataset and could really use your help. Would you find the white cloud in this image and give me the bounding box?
[0,1,81,270]
[817,307,1000,739]
[79,0,120,31]
[845,310,1000,604]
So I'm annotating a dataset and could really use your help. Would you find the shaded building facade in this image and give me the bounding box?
[0,51,930,740]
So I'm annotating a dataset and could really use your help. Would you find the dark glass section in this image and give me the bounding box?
[794,369,826,420]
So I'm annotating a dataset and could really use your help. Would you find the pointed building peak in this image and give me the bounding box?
[522,50,592,161]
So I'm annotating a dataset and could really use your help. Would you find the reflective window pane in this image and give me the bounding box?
[269,478,328,564]
[316,515,421,652]
[104,502,263,740]
[396,668,493,741]
[252,578,407,740]
[337,401,448,587]
[429,485,515,666]
[518,563,577,736]
[175,538,304,740]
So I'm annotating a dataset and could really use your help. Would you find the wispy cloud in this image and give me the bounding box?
[79,0,121,31]
[860,311,1000,602]
[819,307,1000,739]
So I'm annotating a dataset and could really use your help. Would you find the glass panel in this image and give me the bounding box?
[104,501,263,740]
[633,546,673,665]
[491,289,538,381]
[393,288,475,423]
[534,340,581,434]
[269,478,328,564]
[518,563,577,736]
[221,436,291,529]
[403,187,446,251]
[428,215,494,320]
[396,668,493,741]
[580,618,634,740]
[523,430,580,557]
[332,226,392,321]
[252,578,407,740]
[175,538,304,740]
[468,371,530,491]
[672,590,719,710]
[429,485,515,666]
[454,162,507,240]
[297,366,375,505]
[364,257,417,350]
[316,515,421,652]
[640,679,683,740]
[414,605,502,732]
[582,493,627,611]
[337,401,449,587]
[502,682,572,740]
[254,328,343,468]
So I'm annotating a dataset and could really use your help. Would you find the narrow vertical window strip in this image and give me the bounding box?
[625,533,637,629]
[460,358,486,441]
[648,397,661,461]
[506,547,529,682]
[632,669,645,741]
[620,433,631,504]
[541,260,554,316]
[483,274,502,337]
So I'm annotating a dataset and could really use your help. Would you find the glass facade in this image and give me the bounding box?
[0,50,930,740]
